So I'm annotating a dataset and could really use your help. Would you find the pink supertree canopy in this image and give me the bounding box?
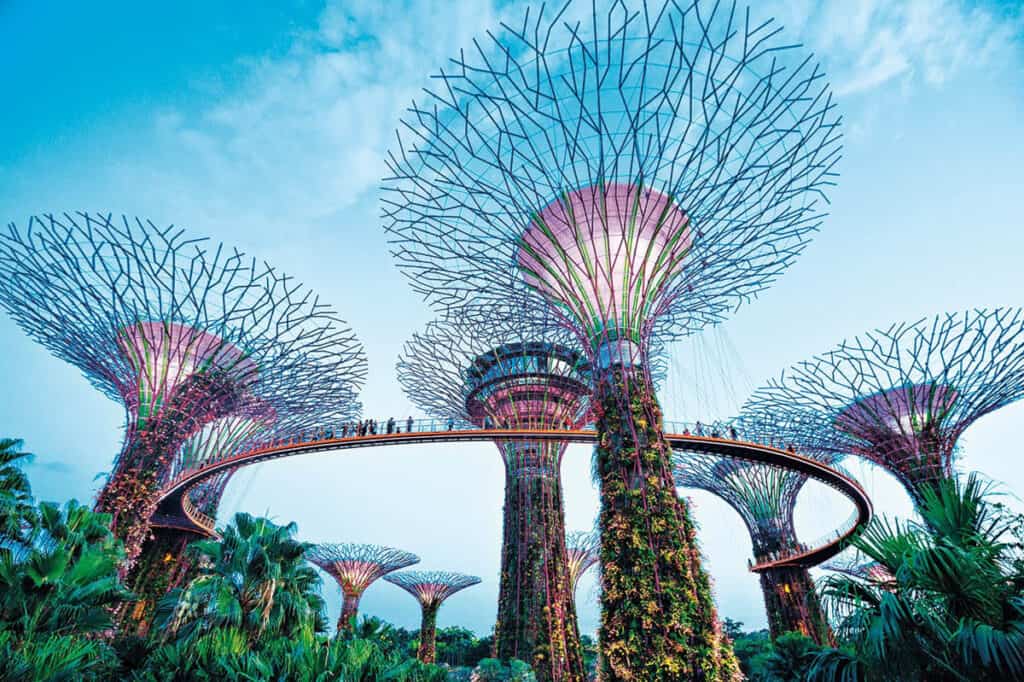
[0,212,367,569]
[384,570,481,609]
[518,183,692,354]
[117,321,258,422]
[834,384,958,475]
[745,308,1024,507]
[307,543,420,633]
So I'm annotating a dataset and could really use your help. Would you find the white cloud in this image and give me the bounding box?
[103,0,1021,237]
[110,0,525,238]
[803,0,1022,95]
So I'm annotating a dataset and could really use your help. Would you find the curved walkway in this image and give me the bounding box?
[153,420,872,572]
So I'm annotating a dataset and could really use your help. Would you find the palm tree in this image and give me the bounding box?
[810,474,1024,681]
[0,500,129,638]
[156,512,326,647]
[0,438,35,549]
[0,499,128,681]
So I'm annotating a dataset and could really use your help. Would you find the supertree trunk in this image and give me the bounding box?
[338,590,362,634]
[96,371,243,571]
[96,436,166,576]
[759,566,832,645]
[891,457,953,514]
[594,366,739,681]
[120,527,201,633]
[494,454,585,681]
[418,602,440,664]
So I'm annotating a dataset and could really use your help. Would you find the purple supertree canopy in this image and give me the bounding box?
[384,570,482,608]
[382,0,841,361]
[0,212,367,459]
[0,212,367,564]
[307,543,420,596]
[565,530,600,594]
[743,308,1024,504]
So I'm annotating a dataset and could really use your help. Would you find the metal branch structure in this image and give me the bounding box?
[744,308,1024,510]
[565,530,600,596]
[307,543,420,634]
[384,570,481,664]
[398,308,592,678]
[673,414,837,644]
[823,554,894,586]
[381,1,840,676]
[0,212,367,574]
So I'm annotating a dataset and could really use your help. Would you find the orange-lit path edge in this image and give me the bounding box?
[153,428,872,573]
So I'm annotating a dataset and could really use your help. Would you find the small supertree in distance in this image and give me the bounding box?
[306,543,420,635]
[382,2,840,677]
[384,570,481,664]
[672,413,840,644]
[565,531,600,597]
[744,308,1024,512]
[0,212,367,570]
[398,308,592,679]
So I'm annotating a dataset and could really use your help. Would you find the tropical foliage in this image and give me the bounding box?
[808,474,1024,681]
[0,438,481,681]
[0,438,35,549]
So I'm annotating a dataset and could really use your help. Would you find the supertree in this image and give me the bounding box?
[0,212,367,571]
[384,570,481,664]
[744,308,1024,511]
[381,0,840,676]
[306,543,420,635]
[398,309,593,679]
[672,413,839,644]
[565,531,600,597]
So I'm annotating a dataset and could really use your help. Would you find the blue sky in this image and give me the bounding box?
[1,0,1023,636]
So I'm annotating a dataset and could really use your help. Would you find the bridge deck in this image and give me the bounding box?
[153,427,872,572]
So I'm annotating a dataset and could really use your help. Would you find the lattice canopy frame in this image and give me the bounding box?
[0,212,367,568]
[384,570,481,664]
[565,530,600,595]
[744,308,1024,509]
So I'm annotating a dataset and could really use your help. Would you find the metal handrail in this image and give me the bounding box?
[153,420,872,570]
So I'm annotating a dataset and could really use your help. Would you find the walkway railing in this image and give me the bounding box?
[180,493,216,535]
[154,419,872,569]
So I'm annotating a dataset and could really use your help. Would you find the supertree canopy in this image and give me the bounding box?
[384,570,481,664]
[0,212,367,569]
[306,543,420,635]
[565,530,600,597]
[398,309,592,679]
[381,1,840,676]
[672,413,838,644]
[744,308,1024,510]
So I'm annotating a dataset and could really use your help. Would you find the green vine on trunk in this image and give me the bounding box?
[594,366,740,681]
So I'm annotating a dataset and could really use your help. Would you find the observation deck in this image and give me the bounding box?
[152,419,872,573]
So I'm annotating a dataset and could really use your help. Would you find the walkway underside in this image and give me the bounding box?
[153,424,872,572]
